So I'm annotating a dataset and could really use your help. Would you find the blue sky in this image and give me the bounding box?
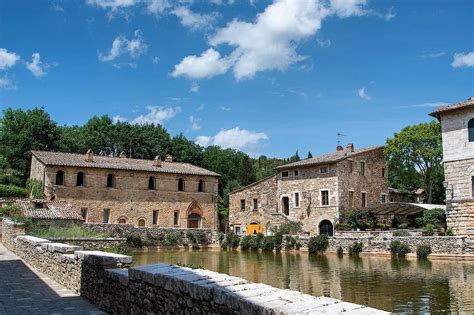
[0,0,473,158]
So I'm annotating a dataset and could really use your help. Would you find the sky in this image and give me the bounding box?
[0,0,473,158]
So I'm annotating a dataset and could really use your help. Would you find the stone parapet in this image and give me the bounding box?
[47,237,127,250]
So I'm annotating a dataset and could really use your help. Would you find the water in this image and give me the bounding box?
[132,249,474,313]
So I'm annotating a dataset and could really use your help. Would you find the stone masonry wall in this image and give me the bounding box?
[46,237,127,250]
[30,155,219,230]
[446,199,474,238]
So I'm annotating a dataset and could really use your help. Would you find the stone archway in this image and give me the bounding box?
[137,218,146,227]
[319,220,334,236]
[117,217,127,224]
[187,200,203,229]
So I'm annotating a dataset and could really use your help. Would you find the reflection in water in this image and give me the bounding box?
[132,249,474,313]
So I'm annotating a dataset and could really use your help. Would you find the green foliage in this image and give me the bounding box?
[366,212,378,230]
[269,222,303,235]
[390,240,410,257]
[29,225,109,239]
[393,230,410,237]
[416,244,432,259]
[342,210,367,230]
[240,235,252,250]
[307,152,313,159]
[255,233,265,248]
[308,235,329,254]
[424,224,435,236]
[0,184,27,198]
[445,227,454,236]
[398,223,408,229]
[26,178,45,199]
[289,151,300,163]
[349,242,363,256]
[0,204,20,216]
[249,237,259,250]
[334,223,352,231]
[103,244,129,255]
[385,121,444,204]
[176,262,203,269]
[186,230,209,245]
[261,236,275,251]
[295,240,302,250]
[416,208,446,229]
[220,239,228,250]
[285,236,297,250]
[337,246,344,257]
[225,232,240,249]
[273,232,283,251]
[254,155,286,180]
[126,235,143,247]
[163,231,181,246]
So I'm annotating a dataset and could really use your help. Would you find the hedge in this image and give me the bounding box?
[0,184,27,198]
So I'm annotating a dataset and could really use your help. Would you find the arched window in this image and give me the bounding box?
[468,118,474,142]
[148,176,156,190]
[198,179,205,192]
[107,174,116,188]
[76,172,85,186]
[178,178,185,192]
[138,219,146,227]
[56,171,65,186]
[118,218,127,224]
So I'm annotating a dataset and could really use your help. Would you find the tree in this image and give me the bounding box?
[385,121,444,204]
[289,150,300,162]
[307,151,313,159]
[0,107,61,182]
[169,134,203,165]
[237,155,256,186]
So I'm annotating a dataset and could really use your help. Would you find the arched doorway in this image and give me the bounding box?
[138,219,146,227]
[319,220,334,236]
[187,213,201,228]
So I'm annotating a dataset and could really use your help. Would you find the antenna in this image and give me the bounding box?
[337,132,347,146]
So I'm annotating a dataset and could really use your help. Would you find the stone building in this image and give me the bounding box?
[229,144,389,235]
[16,199,84,226]
[430,96,474,238]
[29,150,220,230]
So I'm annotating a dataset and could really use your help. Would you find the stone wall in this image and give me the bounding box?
[2,218,386,314]
[46,237,127,250]
[439,106,474,162]
[30,155,219,230]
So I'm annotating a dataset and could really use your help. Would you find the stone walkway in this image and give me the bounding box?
[0,243,105,315]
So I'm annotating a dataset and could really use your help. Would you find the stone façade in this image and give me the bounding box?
[229,145,389,235]
[29,151,220,230]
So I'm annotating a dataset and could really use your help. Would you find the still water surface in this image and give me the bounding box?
[132,249,474,313]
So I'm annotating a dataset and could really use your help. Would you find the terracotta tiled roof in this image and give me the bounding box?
[275,146,384,170]
[31,151,220,177]
[429,96,474,118]
[17,199,84,221]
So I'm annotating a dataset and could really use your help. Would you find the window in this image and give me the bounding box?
[152,210,159,225]
[198,180,205,192]
[321,190,329,206]
[148,176,156,190]
[382,167,386,178]
[282,197,290,215]
[381,194,387,203]
[118,218,127,224]
[282,171,289,178]
[253,198,258,211]
[349,191,354,208]
[240,199,246,211]
[235,226,241,235]
[107,174,116,188]
[178,178,185,192]
[138,219,146,227]
[103,209,110,223]
[362,192,367,207]
[294,170,299,177]
[80,208,88,221]
[173,211,179,225]
[469,118,474,142]
[320,167,329,174]
[294,192,300,208]
[56,171,65,186]
[76,172,85,186]
[349,160,353,173]
[360,161,366,176]
[472,176,474,198]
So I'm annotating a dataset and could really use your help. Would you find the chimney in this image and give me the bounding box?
[85,149,94,162]
[119,151,126,158]
[346,143,354,153]
[153,155,162,167]
[336,145,344,152]
[165,154,173,162]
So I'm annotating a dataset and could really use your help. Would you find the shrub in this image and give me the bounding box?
[398,223,408,229]
[295,240,302,250]
[308,234,329,254]
[218,232,225,243]
[337,246,343,257]
[163,232,180,246]
[126,235,143,247]
[390,240,410,257]
[103,244,129,255]
[390,240,401,255]
[391,217,400,228]
[261,236,275,251]
[249,237,259,250]
[367,211,378,230]
[417,208,446,228]
[269,222,303,235]
[225,232,240,249]
[240,235,251,250]
[0,184,27,198]
[445,227,454,236]
[0,203,20,217]
[191,243,200,250]
[256,233,264,248]
[220,239,228,250]
[343,209,364,230]
[393,230,410,237]
[273,232,283,251]
[424,224,435,236]
[26,178,45,199]
[335,223,352,231]
[285,236,296,250]
[416,244,432,259]
[349,242,363,256]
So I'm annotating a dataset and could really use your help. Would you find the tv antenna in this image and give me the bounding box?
[337,132,347,146]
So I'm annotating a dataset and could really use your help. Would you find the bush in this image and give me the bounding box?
[343,209,365,230]
[393,230,410,237]
[390,240,410,257]
[220,239,228,250]
[398,223,408,229]
[337,246,343,257]
[424,224,435,236]
[191,243,200,250]
[0,184,27,198]
[103,244,129,255]
[249,237,259,250]
[273,232,283,251]
[163,232,180,246]
[417,208,446,228]
[285,236,296,250]
[349,242,363,256]
[225,232,240,249]
[0,204,20,216]
[256,233,264,248]
[240,235,251,250]
[126,235,143,247]
[30,225,109,239]
[416,244,432,258]
[270,222,303,235]
[308,234,329,254]
[445,227,454,236]
[295,240,302,250]
[261,236,275,251]
[335,223,352,231]
[26,178,45,199]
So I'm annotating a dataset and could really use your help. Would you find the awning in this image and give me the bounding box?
[359,202,446,216]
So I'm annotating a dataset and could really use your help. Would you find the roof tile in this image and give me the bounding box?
[429,96,474,118]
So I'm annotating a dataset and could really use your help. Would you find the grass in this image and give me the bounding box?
[29,225,110,239]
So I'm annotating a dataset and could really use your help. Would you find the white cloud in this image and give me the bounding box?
[196,127,268,153]
[132,106,181,125]
[171,6,219,31]
[357,87,371,100]
[451,52,474,68]
[420,52,445,59]
[86,0,138,9]
[219,106,231,111]
[0,77,17,90]
[171,48,230,79]
[189,116,202,130]
[384,6,396,21]
[190,82,200,93]
[399,101,450,109]
[173,0,368,80]
[152,56,160,64]
[112,115,127,123]
[26,53,47,77]
[316,38,331,48]
[196,104,204,111]
[99,30,147,62]
[0,48,20,70]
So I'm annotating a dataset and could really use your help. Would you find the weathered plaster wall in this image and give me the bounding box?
[439,107,474,162]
